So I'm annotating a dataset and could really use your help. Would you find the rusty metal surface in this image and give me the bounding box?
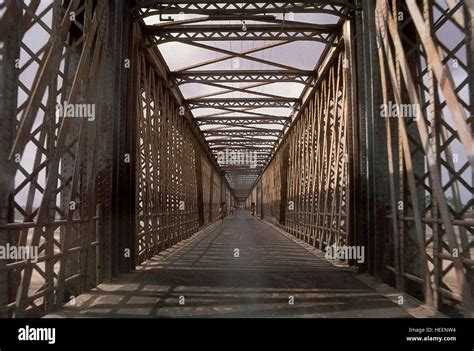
[0,0,472,320]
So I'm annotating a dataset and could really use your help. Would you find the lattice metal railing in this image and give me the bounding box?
[271,44,351,248]
[250,31,351,245]
[0,0,110,317]
[375,0,473,317]
[134,23,230,263]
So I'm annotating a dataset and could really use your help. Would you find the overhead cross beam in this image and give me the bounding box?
[198,107,289,118]
[196,117,289,126]
[187,98,297,109]
[174,40,294,72]
[221,167,266,173]
[146,23,337,44]
[187,81,291,101]
[173,70,315,85]
[214,150,271,157]
[135,1,356,17]
[210,146,274,153]
[218,164,271,169]
[134,0,348,194]
[208,140,277,147]
[225,171,261,177]
[204,130,281,137]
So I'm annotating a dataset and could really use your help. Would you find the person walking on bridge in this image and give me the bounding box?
[218,202,225,223]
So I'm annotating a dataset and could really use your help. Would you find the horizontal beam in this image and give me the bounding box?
[225,175,261,179]
[207,140,277,146]
[203,130,281,137]
[224,172,262,176]
[207,136,278,141]
[217,155,270,161]
[134,1,355,17]
[203,126,284,132]
[221,167,265,172]
[210,146,274,152]
[221,166,265,169]
[143,14,277,25]
[189,102,294,108]
[146,24,335,43]
[173,70,315,85]
[214,154,272,159]
[195,116,288,125]
[219,155,270,160]
[187,98,297,108]
[147,23,339,33]
[226,176,260,182]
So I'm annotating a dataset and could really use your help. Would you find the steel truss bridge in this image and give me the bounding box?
[0,0,473,318]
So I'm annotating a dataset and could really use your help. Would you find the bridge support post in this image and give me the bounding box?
[104,0,136,276]
[195,148,205,227]
[0,0,21,317]
[353,0,388,277]
[209,169,214,222]
[279,145,289,226]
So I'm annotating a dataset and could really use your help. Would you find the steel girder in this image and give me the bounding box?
[1,0,115,317]
[134,1,348,195]
[146,23,337,44]
[187,98,297,109]
[208,140,278,146]
[203,130,281,137]
[134,1,356,17]
[173,70,315,85]
[196,117,288,126]
[374,0,474,317]
[210,147,274,154]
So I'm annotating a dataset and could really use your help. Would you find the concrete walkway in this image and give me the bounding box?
[48,211,411,318]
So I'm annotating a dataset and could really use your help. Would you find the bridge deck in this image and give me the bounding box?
[49,212,411,318]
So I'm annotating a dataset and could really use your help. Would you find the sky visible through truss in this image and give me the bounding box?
[11,0,472,206]
[143,8,341,192]
[141,2,471,200]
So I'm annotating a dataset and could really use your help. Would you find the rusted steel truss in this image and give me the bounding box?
[134,1,356,17]
[248,0,473,317]
[0,0,234,318]
[145,23,338,44]
[250,39,352,255]
[1,0,112,317]
[173,70,315,85]
[136,0,352,193]
[134,22,234,263]
[374,0,473,317]
[1,0,472,320]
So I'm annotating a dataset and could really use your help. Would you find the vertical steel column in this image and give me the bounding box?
[397,4,426,298]
[0,0,21,318]
[208,169,214,222]
[60,2,82,297]
[195,147,205,227]
[279,144,289,225]
[344,19,358,267]
[466,0,474,302]
[108,0,136,275]
[354,0,386,275]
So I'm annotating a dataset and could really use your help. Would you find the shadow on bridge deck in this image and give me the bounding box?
[47,212,412,318]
